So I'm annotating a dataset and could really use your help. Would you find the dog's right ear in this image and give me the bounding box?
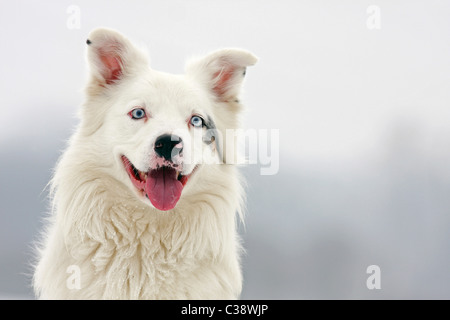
[86,28,148,90]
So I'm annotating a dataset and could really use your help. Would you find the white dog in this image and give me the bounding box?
[33,28,257,299]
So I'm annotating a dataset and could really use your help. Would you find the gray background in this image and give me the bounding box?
[1,0,449,299]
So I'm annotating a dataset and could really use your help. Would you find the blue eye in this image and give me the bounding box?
[190,115,204,128]
[130,108,146,120]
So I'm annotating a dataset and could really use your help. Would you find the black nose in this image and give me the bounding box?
[154,134,183,161]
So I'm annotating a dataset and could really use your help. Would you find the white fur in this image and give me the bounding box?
[33,28,257,299]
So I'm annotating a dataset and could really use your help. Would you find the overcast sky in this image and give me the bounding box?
[1,0,449,167]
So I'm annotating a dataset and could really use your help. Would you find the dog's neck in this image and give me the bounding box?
[53,163,243,261]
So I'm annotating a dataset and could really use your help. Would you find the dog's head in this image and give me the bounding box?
[81,28,257,211]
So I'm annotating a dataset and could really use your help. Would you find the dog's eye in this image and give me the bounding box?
[129,108,146,120]
[190,115,204,128]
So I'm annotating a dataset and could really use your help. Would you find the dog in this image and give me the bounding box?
[32,27,257,299]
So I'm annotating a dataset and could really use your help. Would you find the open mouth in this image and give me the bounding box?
[121,155,195,211]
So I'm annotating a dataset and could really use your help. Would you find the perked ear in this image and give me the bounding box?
[186,49,258,101]
[86,28,148,87]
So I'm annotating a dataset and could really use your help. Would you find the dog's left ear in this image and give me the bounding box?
[186,49,258,102]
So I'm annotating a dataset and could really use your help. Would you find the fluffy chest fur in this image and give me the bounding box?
[35,160,243,299]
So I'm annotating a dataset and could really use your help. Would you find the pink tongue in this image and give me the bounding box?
[145,167,183,211]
